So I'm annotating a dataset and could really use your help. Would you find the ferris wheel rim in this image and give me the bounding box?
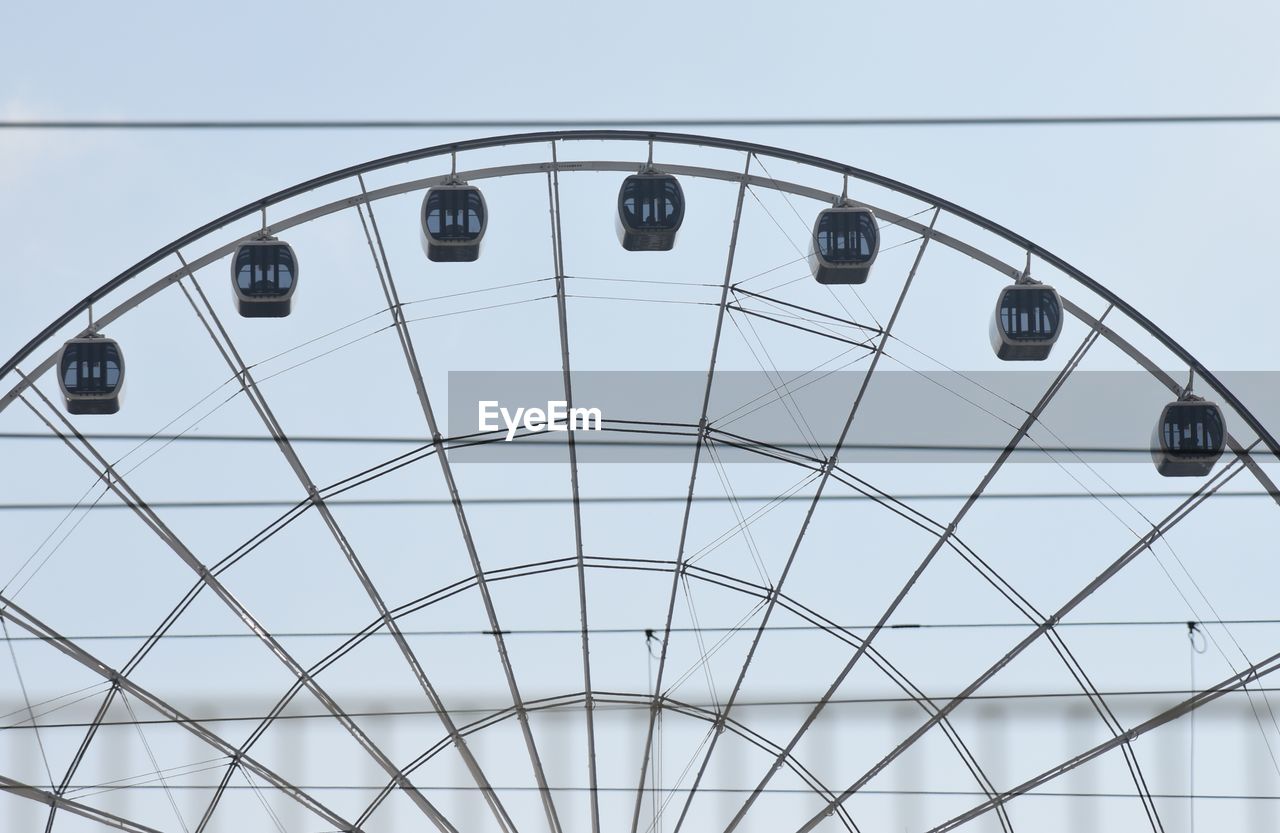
[1,128,1276,461]
[5,131,1277,833]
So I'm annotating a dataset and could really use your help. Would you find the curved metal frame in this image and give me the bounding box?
[2,131,1276,833]
[3,130,1276,461]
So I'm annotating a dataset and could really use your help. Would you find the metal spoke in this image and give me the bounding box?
[925,590,1280,833]
[354,178,523,833]
[4,132,1279,833]
[789,447,1255,833]
[669,209,940,833]
[0,595,362,833]
[819,430,1157,830]
[731,312,1112,833]
[346,185,563,833]
[118,690,191,833]
[41,683,118,833]
[172,260,467,833]
[630,152,753,833]
[724,311,1129,833]
[350,689,859,833]
[14,385,441,832]
[545,141,601,833]
[0,771,166,833]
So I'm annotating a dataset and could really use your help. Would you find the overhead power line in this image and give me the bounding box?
[0,491,1272,512]
[4,618,1277,644]
[2,115,1280,130]
[3,430,1275,458]
[0,431,1236,451]
[44,784,1280,802]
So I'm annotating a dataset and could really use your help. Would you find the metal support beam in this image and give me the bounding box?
[545,140,602,833]
[15,385,416,833]
[678,211,945,833]
[172,263,461,833]
[0,596,362,833]
[926,630,1280,832]
[340,188,564,832]
[630,152,752,833]
[352,180,522,833]
[0,772,166,833]
[791,449,1254,833]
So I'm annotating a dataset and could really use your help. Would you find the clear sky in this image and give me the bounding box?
[2,3,1280,833]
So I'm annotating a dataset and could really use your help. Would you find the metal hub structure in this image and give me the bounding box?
[2,131,1279,833]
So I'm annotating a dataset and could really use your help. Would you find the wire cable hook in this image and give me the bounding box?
[1187,621,1207,653]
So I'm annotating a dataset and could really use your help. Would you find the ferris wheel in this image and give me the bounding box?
[2,131,1279,833]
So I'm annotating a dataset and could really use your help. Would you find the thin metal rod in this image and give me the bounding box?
[353,688,857,833]
[629,152,752,833]
[0,771,167,833]
[173,260,462,833]
[932,437,1168,831]
[15,381,439,833]
[729,286,884,335]
[925,626,1280,833]
[41,684,119,833]
[0,617,54,787]
[724,309,1121,833]
[546,142,602,833]
[723,304,878,349]
[790,450,1254,833]
[681,211,942,833]
[0,596,363,833]
[353,179,521,833]
[758,321,1116,833]
[344,196,565,833]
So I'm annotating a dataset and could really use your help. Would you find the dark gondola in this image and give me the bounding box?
[232,238,298,318]
[616,172,684,251]
[1151,398,1225,477]
[59,335,124,415]
[421,184,487,262]
[809,206,879,284]
[990,284,1062,361]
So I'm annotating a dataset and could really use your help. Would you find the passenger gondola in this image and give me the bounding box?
[809,205,879,284]
[232,238,298,318]
[990,283,1062,361]
[59,335,125,415]
[616,172,684,251]
[421,183,487,262]
[1151,398,1225,477]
